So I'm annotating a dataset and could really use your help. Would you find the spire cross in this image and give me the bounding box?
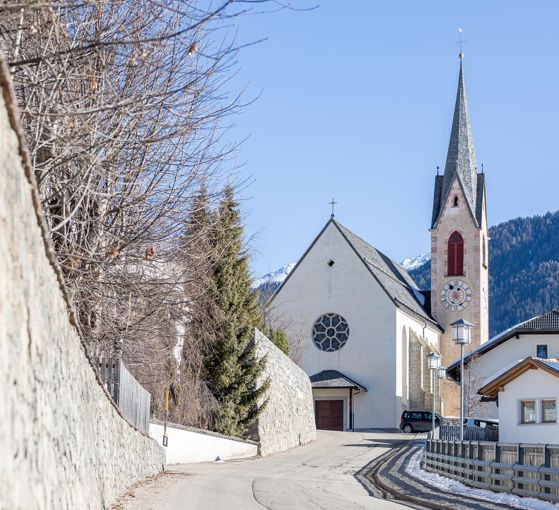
[329,198,338,218]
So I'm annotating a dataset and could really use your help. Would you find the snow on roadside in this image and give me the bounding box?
[405,449,558,510]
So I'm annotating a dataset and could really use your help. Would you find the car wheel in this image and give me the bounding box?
[403,424,413,433]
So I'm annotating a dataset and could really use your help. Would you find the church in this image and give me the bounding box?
[270,55,489,430]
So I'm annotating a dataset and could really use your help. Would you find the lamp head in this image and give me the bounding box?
[427,351,441,370]
[450,318,474,345]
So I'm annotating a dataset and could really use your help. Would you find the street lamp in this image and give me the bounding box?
[437,365,446,419]
[427,352,441,436]
[451,319,473,441]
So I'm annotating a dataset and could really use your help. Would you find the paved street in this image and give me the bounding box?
[116,431,419,509]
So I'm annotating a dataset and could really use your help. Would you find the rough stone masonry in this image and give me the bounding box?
[253,329,317,456]
[0,53,165,509]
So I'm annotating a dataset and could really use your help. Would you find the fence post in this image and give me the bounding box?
[517,444,525,493]
[543,444,551,496]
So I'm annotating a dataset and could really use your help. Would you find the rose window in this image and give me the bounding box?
[312,313,349,352]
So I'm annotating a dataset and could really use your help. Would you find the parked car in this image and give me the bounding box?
[400,410,441,433]
[464,417,499,430]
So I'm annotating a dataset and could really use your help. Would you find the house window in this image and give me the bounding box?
[542,400,557,423]
[537,344,548,358]
[520,400,536,424]
[447,231,464,276]
[452,196,459,207]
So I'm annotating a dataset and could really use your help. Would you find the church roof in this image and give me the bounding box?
[431,59,486,229]
[447,310,559,382]
[334,221,442,330]
[271,217,442,332]
[309,370,367,391]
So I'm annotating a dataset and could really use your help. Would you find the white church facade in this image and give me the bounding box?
[270,55,490,430]
[270,219,442,429]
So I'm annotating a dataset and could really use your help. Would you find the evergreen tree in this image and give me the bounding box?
[268,329,289,355]
[203,185,269,438]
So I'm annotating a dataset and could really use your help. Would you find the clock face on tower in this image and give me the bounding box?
[440,280,473,312]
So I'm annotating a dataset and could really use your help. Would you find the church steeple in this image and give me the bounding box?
[429,54,489,416]
[432,56,484,228]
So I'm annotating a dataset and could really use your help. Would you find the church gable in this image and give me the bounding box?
[271,219,390,307]
[272,219,440,330]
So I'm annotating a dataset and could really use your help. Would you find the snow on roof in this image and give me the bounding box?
[447,311,559,376]
[479,359,524,388]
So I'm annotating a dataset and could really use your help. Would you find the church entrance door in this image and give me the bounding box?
[315,400,344,431]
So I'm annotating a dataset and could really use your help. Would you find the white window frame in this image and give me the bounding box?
[518,398,558,425]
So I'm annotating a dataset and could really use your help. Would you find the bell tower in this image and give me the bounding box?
[430,54,489,415]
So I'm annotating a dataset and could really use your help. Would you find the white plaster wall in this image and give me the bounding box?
[150,423,257,464]
[461,333,559,417]
[498,369,559,443]
[0,65,165,509]
[272,222,400,429]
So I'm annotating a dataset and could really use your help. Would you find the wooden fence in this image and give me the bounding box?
[423,439,559,503]
[96,358,151,433]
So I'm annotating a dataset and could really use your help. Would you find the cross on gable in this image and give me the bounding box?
[329,198,337,218]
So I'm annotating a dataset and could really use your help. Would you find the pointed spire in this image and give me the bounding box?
[441,57,478,217]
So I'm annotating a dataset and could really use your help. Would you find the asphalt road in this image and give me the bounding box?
[116,431,421,510]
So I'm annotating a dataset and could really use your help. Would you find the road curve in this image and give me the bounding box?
[114,430,419,510]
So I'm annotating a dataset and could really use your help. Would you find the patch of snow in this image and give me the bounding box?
[406,449,558,509]
[252,263,295,289]
[401,253,430,271]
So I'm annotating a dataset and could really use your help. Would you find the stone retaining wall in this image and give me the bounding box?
[253,329,316,456]
[0,53,165,509]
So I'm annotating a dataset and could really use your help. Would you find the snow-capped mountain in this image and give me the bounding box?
[254,255,430,294]
[252,263,295,290]
[401,253,430,272]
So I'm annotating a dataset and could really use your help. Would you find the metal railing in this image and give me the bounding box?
[423,439,559,503]
[96,358,151,433]
[430,424,499,442]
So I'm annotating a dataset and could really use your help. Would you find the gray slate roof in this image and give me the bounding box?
[431,60,486,228]
[309,370,367,391]
[447,310,559,381]
[540,358,559,374]
[334,221,441,330]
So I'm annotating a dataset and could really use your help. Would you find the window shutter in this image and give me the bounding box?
[448,231,464,276]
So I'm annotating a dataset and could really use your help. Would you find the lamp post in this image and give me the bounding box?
[451,319,473,441]
[427,352,441,436]
[437,365,446,419]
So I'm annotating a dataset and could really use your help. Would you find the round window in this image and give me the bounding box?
[312,313,349,352]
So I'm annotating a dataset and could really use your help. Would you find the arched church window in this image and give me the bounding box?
[453,196,459,207]
[447,231,464,276]
[312,313,349,352]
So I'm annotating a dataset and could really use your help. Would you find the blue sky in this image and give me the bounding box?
[226,2,559,277]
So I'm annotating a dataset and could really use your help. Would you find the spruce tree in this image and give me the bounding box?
[203,185,269,438]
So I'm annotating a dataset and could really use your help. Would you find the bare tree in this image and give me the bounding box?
[0,0,312,427]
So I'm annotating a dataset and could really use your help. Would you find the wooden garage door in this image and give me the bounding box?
[315,400,343,431]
